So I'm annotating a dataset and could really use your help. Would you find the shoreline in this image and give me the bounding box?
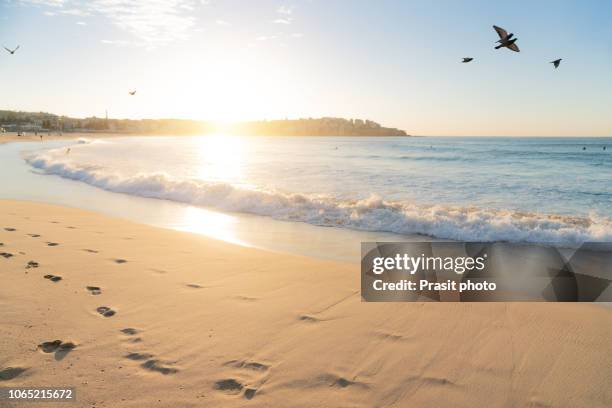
[0,136,429,262]
[0,131,413,145]
[0,132,122,145]
[1,200,611,407]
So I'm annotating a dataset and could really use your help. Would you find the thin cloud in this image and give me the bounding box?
[19,0,203,48]
[100,39,130,46]
[277,5,292,15]
[273,5,294,25]
[88,0,198,47]
[61,8,91,16]
[76,21,87,25]
[273,18,292,25]
[19,0,65,7]
[215,19,230,25]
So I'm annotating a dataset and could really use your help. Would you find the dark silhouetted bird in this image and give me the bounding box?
[3,45,19,55]
[493,26,519,52]
[462,57,473,63]
[129,90,137,95]
[550,59,562,68]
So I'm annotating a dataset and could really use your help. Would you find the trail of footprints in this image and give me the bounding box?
[0,225,326,398]
[1,226,184,380]
[0,227,132,378]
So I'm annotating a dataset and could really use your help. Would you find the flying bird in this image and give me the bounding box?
[129,90,137,95]
[493,26,519,52]
[550,59,562,68]
[3,45,20,55]
[462,57,474,63]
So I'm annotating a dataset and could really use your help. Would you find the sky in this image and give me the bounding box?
[1,0,611,136]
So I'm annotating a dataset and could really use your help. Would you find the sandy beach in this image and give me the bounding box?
[1,200,610,407]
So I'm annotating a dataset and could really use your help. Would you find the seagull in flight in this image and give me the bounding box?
[128,90,137,96]
[493,26,519,52]
[550,59,562,68]
[3,45,20,55]
[462,57,474,63]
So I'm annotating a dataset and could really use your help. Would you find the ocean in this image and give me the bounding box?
[3,135,611,258]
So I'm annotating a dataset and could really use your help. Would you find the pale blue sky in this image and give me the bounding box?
[1,0,611,135]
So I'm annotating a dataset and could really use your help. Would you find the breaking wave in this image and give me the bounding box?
[24,150,612,246]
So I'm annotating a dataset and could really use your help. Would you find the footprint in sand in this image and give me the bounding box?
[0,242,3,246]
[37,340,72,353]
[37,340,76,360]
[4,228,16,232]
[122,350,178,375]
[214,379,244,394]
[28,234,41,238]
[43,274,63,282]
[119,328,142,343]
[83,249,99,253]
[221,360,269,399]
[26,261,39,269]
[1,252,13,259]
[224,360,269,371]
[124,352,154,361]
[86,286,102,295]
[38,340,76,354]
[66,226,76,229]
[244,388,257,400]
[113,259,127,264]
[318,374,368,389]
[298,315,320,323]
[0,367,28,381]
[141,359,178,375]
[46,242,59,247]
[96,306,116,317]
[186,283,203,289]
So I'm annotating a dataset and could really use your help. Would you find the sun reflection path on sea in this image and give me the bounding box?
[176,134,252,245]
[194,134,247,184]
[175,205,248,246]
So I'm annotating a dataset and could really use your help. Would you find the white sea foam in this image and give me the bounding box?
[24,149,612,246]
